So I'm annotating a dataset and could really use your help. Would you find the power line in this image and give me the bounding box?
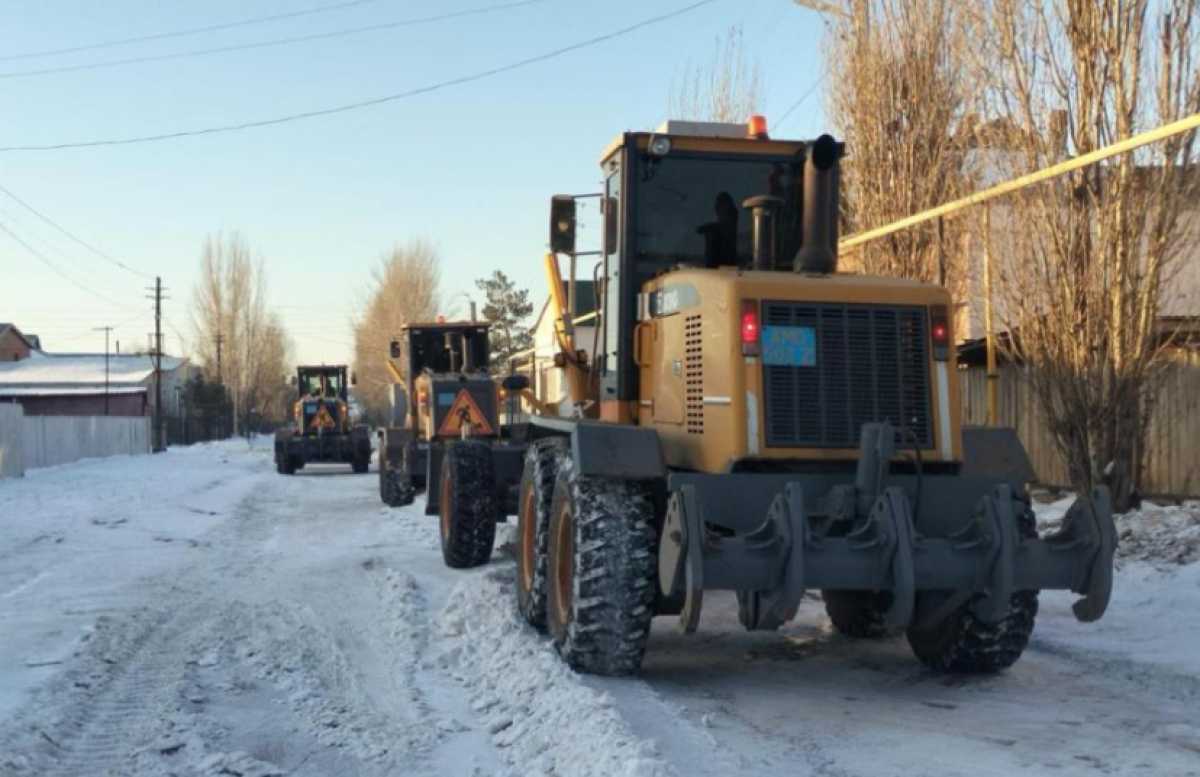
[0,0,719,152]
[0,0,385,62]
[0,216,138,311]
[0,0,545,81]
[0,181,152,278]
[776,74,825,129]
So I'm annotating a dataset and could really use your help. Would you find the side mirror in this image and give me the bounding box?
[549,195,576,255]
[389,340,401,359]
[502,374,530,392]
[603,197,618,254]
[350,372,358,386]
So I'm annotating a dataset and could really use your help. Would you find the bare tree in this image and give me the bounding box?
[669,25,762,122]
[826,0,981,292]
[986,0,1200,508]
[190,232,294,433]
[351,240,440,424]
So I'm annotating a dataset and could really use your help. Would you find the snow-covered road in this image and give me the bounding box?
[1,441,1198,776]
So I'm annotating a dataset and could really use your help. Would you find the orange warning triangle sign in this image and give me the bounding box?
[309,403,337,431]
[437,388,495,437]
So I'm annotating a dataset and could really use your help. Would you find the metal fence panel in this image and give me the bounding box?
[0,412,151,477]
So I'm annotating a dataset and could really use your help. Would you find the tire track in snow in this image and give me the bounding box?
[1,606,190,776]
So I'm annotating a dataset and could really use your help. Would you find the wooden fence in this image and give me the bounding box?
[959,349,1200,497]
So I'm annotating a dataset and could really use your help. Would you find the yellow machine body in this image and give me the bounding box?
[635,267,960,473]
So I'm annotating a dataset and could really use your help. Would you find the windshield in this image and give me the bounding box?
[633,153,804,268]
[301,371,343,398]
[409,327,490,374]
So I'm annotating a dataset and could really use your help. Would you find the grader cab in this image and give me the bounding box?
[440,117,1115,677]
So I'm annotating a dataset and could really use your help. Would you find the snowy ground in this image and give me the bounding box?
[1,442,1198,776]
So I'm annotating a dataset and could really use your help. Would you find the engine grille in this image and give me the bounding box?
[761,302,933,449]
[684,314,703,434]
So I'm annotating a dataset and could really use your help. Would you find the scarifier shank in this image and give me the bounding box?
[658,422,1117,631]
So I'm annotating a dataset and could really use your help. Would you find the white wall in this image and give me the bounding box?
[0,405,151,477]
[0,405,24,478]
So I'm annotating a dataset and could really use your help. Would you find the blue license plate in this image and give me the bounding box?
[761,326,816,367]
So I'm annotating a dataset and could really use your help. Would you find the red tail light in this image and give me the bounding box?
[930,305,950,361]
[741,300,760,356]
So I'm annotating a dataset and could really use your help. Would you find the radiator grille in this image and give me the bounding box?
[761,302,932,448]
[684,315,703,434]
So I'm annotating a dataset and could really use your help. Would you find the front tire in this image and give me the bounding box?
[545,463,657,676]
[515,439,567,629]
[438,441,498,569]
[905,591,1039,673]
[905,506,1039,673]
[822,590,894,638]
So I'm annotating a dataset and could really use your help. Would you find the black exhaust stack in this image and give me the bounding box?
[793,134,843,275]
[742,195,783,271]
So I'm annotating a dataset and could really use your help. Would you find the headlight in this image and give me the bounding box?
[648,135,671,156]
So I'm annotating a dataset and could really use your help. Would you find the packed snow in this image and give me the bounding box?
[1,442,1198,776]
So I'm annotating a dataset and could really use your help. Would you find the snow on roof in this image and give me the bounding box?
[0,350,186,387]
[0,386,147,397]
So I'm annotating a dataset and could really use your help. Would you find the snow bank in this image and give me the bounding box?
[1035,495,1200,678]
[1036,495,1200,567]
[433,567,673,777]
[1113,501,1200,566]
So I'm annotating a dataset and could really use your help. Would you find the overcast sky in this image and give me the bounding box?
[0,0,828,365]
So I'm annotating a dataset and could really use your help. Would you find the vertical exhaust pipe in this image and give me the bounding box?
[793,134,843,275]
[743,195,783,271]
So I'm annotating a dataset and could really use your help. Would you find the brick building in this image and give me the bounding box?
[0,323,37,362]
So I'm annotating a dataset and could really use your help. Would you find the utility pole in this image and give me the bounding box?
[983,206,998,427]
[93,326,113,416]
[146,277,168,452]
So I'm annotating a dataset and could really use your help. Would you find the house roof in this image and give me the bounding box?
[957,317,1200,366]
[0,323,34,350]
[0,350,187,387]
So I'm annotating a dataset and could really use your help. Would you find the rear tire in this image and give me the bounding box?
[276,453,296,475]
[905,506,1039,673]
[545,463,656,676]
[438,441,498,569]
[905,591,1039,673]
[380,468,414,508]
[822,590,894,638]
[515,439,567,629]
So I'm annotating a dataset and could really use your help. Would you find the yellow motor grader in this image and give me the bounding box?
[467,117,1115,677]
[274,365,371,474]
[377,320,532,567]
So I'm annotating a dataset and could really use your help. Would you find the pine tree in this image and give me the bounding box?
[475,270,534,371]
